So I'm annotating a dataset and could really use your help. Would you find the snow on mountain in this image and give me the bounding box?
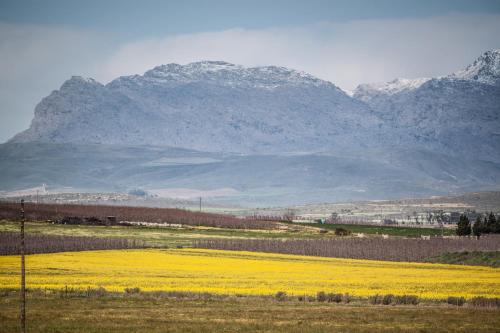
[11,61,383,153]
[11,52,500,159]
[450,49,500,85]
[138,61,329,89]
[4,52,500,203]
[353,77,430,102]
[353,49,500,101]
[352,49,500,161]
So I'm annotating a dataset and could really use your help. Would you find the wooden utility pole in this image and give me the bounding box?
[199,197,202,212]
[20,199,26,333]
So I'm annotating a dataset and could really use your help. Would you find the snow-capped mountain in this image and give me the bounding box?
[11,61,382,153]
[4,51,500,204]
[353,77,431,103]
[353,49,500,161]
[450,49,500,85]
[353,49,500,101]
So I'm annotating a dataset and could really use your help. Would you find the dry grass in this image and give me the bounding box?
[0,293,499,333]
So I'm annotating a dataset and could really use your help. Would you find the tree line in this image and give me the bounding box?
[0,231,145,255]
[457,212,500,237]
[0,201,280,230]
[194,235,500,262]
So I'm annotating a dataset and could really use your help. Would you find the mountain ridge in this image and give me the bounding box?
[11,60,384,153]
[352,49,500,162]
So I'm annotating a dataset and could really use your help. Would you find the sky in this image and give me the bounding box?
[1,0,500,143]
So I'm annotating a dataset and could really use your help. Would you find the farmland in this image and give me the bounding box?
[195,236,500,262]
[0,220,325,248]
[1,249,499,299]
[0,201,282,230]
[1,293,499,333]
[291,222,456,237]
[1,203,500,332]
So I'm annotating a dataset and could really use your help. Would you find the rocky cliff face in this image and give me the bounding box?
[11,61,383,153]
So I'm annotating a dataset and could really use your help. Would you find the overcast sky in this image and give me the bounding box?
[1,0,500,143]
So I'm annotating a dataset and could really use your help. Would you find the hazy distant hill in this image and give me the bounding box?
[1,143,499,206]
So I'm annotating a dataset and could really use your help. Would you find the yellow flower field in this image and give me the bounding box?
[1,249,499,299]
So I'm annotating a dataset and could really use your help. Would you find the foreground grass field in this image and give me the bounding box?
[1,293,499,333]
[1,249,499,299]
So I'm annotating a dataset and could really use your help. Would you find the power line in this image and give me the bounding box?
[20,199,26,333]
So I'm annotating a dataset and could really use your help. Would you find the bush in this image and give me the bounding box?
[87,287,107,297]
[382,294,394,305]
[470,297,500,308]
[317,291,327,302]
[306,295,316,302]
[124,287,141,295]
[334,228,351,236]
[447,296,465,306]
[327,293,343,303]
[343,293,351,304]
[369,295,382,305]
[275,291,287,301]
[394,295,419,305]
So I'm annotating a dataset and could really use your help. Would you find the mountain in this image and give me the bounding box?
[354,77,431,104]
[3,51,500,205]
[450,49,500,85]
[11,61,383,154]
[353,49,500,161]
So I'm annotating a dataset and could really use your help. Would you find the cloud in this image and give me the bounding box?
[99,13,500,90]
[0,22,114,142]
[1,13,500,142]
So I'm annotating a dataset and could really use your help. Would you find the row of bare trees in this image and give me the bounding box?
[0,202,279,230]
[194,235,500,262]
[0,231,146,255]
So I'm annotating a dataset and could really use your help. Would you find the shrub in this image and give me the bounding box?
[382,294,394,305]
[343,293,351,304]
[334,228,351,236]
[306,295,316,302]
[327,293,343,303]
[395,295,419,305]
[369,295,382,305]
[317,291,327,302]
[275,291,287,301]
[447,296,465,306]
[124,287,141,295]
[87,287,107,297]
[470,297,500,308]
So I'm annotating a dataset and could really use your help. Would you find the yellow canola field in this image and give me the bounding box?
[0,249,499,299]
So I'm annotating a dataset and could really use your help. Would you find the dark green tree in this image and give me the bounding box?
[486,212,497,233]
[456,214,471,236]
[483,216,490,234]
[472,216,483,238]
[487,212,499,233]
